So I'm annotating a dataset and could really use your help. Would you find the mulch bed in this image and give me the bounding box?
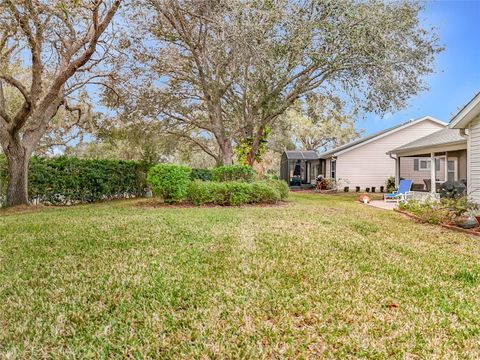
[394,208,480,238]
[135,199,288,209]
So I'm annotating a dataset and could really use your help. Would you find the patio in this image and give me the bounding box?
[365,200,397,210]
[387,128,468,195]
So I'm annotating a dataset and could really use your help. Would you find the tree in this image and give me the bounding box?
[288,95,361,152]
[0,0,121,206]
[226,0,442,165]
[114,0,441,167]
[110,0,243,165]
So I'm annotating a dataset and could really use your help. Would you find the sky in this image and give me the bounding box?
[359,0,480,135]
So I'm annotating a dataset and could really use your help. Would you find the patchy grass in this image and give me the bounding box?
[1,193,479,358]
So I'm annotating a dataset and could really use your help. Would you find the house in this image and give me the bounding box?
[388,93,480,203]
[280,150,322,188]
[387,128,467,194]
[450,93,480,203]
[317,116,447,190]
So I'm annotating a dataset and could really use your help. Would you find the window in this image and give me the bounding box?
[419,159,431,170]
[331,160,336,179]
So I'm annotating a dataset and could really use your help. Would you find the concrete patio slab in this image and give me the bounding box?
[365,200,397,211]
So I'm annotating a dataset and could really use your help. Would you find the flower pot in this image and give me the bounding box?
[358,194,370,204]
[356,186,360,192]
[371,187,376,193]
[344,186,349,192]
[380,186,384,193]
[365,188,370,193]
[455,216,479,229]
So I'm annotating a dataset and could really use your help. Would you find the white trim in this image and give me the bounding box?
[450,93,480,129]
[447,157,458,182]
[389,141,467,157]
[430,152,436,193]
[467,123,472,195]
[418,158,431,171]
[333,116,446,156]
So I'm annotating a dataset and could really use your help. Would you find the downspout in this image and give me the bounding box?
[389,153,400,187]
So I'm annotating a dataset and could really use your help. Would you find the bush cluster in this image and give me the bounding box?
[147,164,288,206]
[147,164,191,203]
[211,164,256,182]
[190,168,213,181]
[0,156,148,205]
[187,180,288,206]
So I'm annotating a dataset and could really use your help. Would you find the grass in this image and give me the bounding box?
[1,192,479,359]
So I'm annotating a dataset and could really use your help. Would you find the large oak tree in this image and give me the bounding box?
[119,0,441,166]
[0,0,121,206]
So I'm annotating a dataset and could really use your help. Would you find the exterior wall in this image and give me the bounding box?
[469,116,480,203]
[334,120,445,190]
[325,158,331,178]
[449,150,468,181]
[400,157,446,187]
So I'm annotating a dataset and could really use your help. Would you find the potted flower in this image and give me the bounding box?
[455,209,479,229]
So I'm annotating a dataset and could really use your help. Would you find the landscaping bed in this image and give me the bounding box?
[396,196,480,236]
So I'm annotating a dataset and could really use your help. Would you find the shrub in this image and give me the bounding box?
[187,180,282,206]
[399,200,454,225]
[0,156,148,205]
[260,179,289,200]
[250,182,281,203]
[211,164,256,182]
[147,164,191,203]
[263,172,279,180]
[187,180,222,205]
[190,168,212,181]
[318,177,336,190]
[386,176,396,193]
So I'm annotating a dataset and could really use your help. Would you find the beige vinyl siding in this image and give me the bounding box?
[334,120,445,190]
[469,116,480,203]
[400,157,446,186]
[325,158,331,178]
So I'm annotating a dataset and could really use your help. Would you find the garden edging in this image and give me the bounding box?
[394,208,480,237]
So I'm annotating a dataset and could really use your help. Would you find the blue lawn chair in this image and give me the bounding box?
[384,179,413,203]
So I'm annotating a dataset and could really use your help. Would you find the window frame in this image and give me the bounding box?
[419,159,431,171]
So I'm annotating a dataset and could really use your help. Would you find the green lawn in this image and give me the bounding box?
[1,193,479,358]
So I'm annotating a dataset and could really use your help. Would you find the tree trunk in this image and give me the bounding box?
[219,140,234,165]
[5,144,30,207]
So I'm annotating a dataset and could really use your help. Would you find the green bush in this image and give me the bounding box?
[250,182,281,203]
[147,164,191,203]
[187,180,222,205]
[211,164,256,182]
[187,180,282,206]
[190,168,212,181]
[386,176,396,193]
[261,179,289,200]
[0,156,148,205]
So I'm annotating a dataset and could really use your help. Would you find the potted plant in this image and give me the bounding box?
[344,186,349,192]
[380,186,384,193]
[365,187,370,193]
[455,209,479,229]
[371,187,376,193]
[470,208,480,225]
[356,186,360,192]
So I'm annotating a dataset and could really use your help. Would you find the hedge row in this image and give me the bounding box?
[0,156,148,205]
[187,180,289,206]
[147,164,288,205]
